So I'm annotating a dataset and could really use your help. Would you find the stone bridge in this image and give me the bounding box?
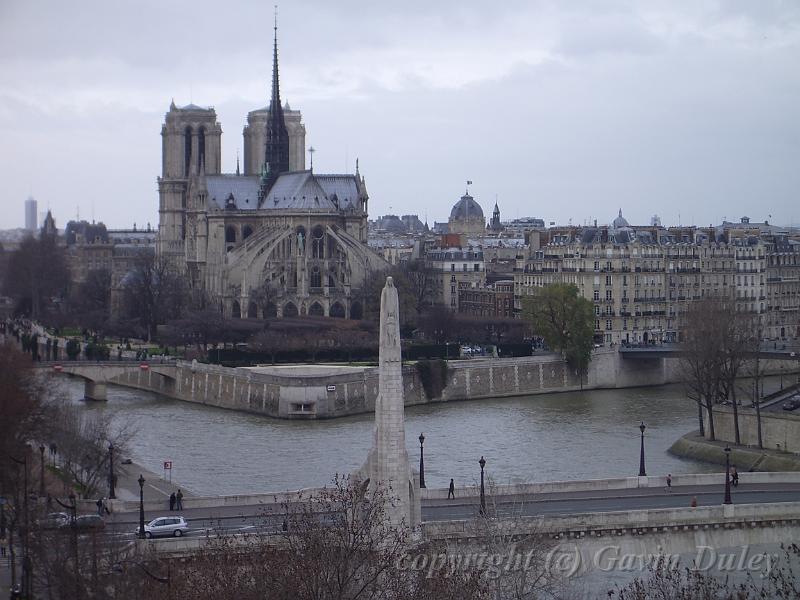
[37,361,178,400]
[620,344,800,361]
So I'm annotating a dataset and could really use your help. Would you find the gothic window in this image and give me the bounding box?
[242,225,253,239]
[312,225,325,259]
[309,302,324,317]
[311,266,321,288]
[225,226,237,244]
[329,302,345,318]
[184,126,192,176]
[283,302,298,317]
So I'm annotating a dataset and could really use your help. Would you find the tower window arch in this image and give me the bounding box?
[198,126,206,172]
[184,126,193,176]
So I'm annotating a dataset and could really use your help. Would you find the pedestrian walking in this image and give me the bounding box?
[690,496,697,508]
[666,473,672,492]
[176,489,183,510]
[731,466,739,487]
[96,498,104,516]
[448,478,455,499]
[169,492,176,511]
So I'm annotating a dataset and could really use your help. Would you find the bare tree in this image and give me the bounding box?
[48,401,134,499]
[159,476,483,599]
[3,232,69,319]
[121,254,187,341]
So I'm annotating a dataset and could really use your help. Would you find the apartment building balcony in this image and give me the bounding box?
[621,297,629,303]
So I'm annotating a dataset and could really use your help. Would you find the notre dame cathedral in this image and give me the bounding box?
[157,25,386,320]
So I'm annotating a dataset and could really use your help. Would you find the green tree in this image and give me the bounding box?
[522,283,594,379]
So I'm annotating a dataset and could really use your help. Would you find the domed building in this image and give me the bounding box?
[448,192,486,236]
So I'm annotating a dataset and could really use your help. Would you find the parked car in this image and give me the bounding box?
[136,516,189,539]
[74,515,105,530]
[782,398,800,411]
[41,512,70,529]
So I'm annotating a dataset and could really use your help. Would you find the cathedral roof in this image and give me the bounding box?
[179,103,211,111]
[265,171,335,209]
[449,194,484,221]
[207,175,261,210]
[205,171,363,212]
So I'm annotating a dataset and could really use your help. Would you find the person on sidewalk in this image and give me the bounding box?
[169,492,176,511]
[666,473,672,492]
[690,496,697,508]
[96,498,104,516]
[448,479,455,499]
[176,489,183,510]
[731,466,739,487]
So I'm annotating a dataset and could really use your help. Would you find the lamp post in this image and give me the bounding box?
[39,444,45,497]
[418,433,426,489]
[138,474,145,539]
[638,422,647,477]
[479,456,486,516]
[723,446,732,505]
[108,443,116,500]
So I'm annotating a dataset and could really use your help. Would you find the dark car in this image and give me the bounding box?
[74,515,105,530]
[782,398,800,411]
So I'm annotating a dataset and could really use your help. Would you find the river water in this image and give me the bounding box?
[56,377,782,496]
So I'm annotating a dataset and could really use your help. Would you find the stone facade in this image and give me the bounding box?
[515,215,800,345]
[425,246,485,311]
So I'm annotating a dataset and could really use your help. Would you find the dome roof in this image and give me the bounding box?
[450,194,484,221]
[612,209,630,228]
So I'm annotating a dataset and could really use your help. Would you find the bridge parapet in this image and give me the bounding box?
[422,501,800,542]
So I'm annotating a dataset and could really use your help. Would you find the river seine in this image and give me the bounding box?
[58,377,774,496]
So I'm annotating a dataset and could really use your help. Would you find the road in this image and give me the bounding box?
[96,481,800,539]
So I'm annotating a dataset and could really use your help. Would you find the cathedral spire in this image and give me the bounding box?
[270,7,282,114]
[261,5,290,197]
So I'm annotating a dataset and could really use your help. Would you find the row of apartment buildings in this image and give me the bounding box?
[513,220,800,344]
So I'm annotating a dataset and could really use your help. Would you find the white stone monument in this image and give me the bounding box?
[358,277,420,528]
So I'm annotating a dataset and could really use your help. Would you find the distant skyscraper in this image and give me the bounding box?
[25,196,37,231]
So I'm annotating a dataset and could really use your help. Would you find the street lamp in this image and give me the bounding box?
[479,456,486,516]
[108,443,116,500]
[418,433,426,489]
[723,446,732,505]
[138,474,145,539]
[638,422,647,477]
[39,444,45,497]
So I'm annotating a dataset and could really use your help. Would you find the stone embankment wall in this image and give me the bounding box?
[707,405,800,454]
[108,350,798,420]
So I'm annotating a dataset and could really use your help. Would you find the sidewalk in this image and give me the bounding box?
[111,459,196,504]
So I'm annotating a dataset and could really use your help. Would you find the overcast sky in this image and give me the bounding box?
[1,0,799,230]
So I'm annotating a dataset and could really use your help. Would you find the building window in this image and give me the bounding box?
[606,290,612,301]
[474,263,480,272]
[606,275,612,286]
[451,264,455,272]
[595,306,600,316]
[593,290,600,301]
[606,320,612,330]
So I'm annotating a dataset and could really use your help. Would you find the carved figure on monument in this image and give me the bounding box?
[297,231,305,256]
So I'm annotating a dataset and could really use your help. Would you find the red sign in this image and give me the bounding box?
[163,461,172,470]
[140,363,150,371]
